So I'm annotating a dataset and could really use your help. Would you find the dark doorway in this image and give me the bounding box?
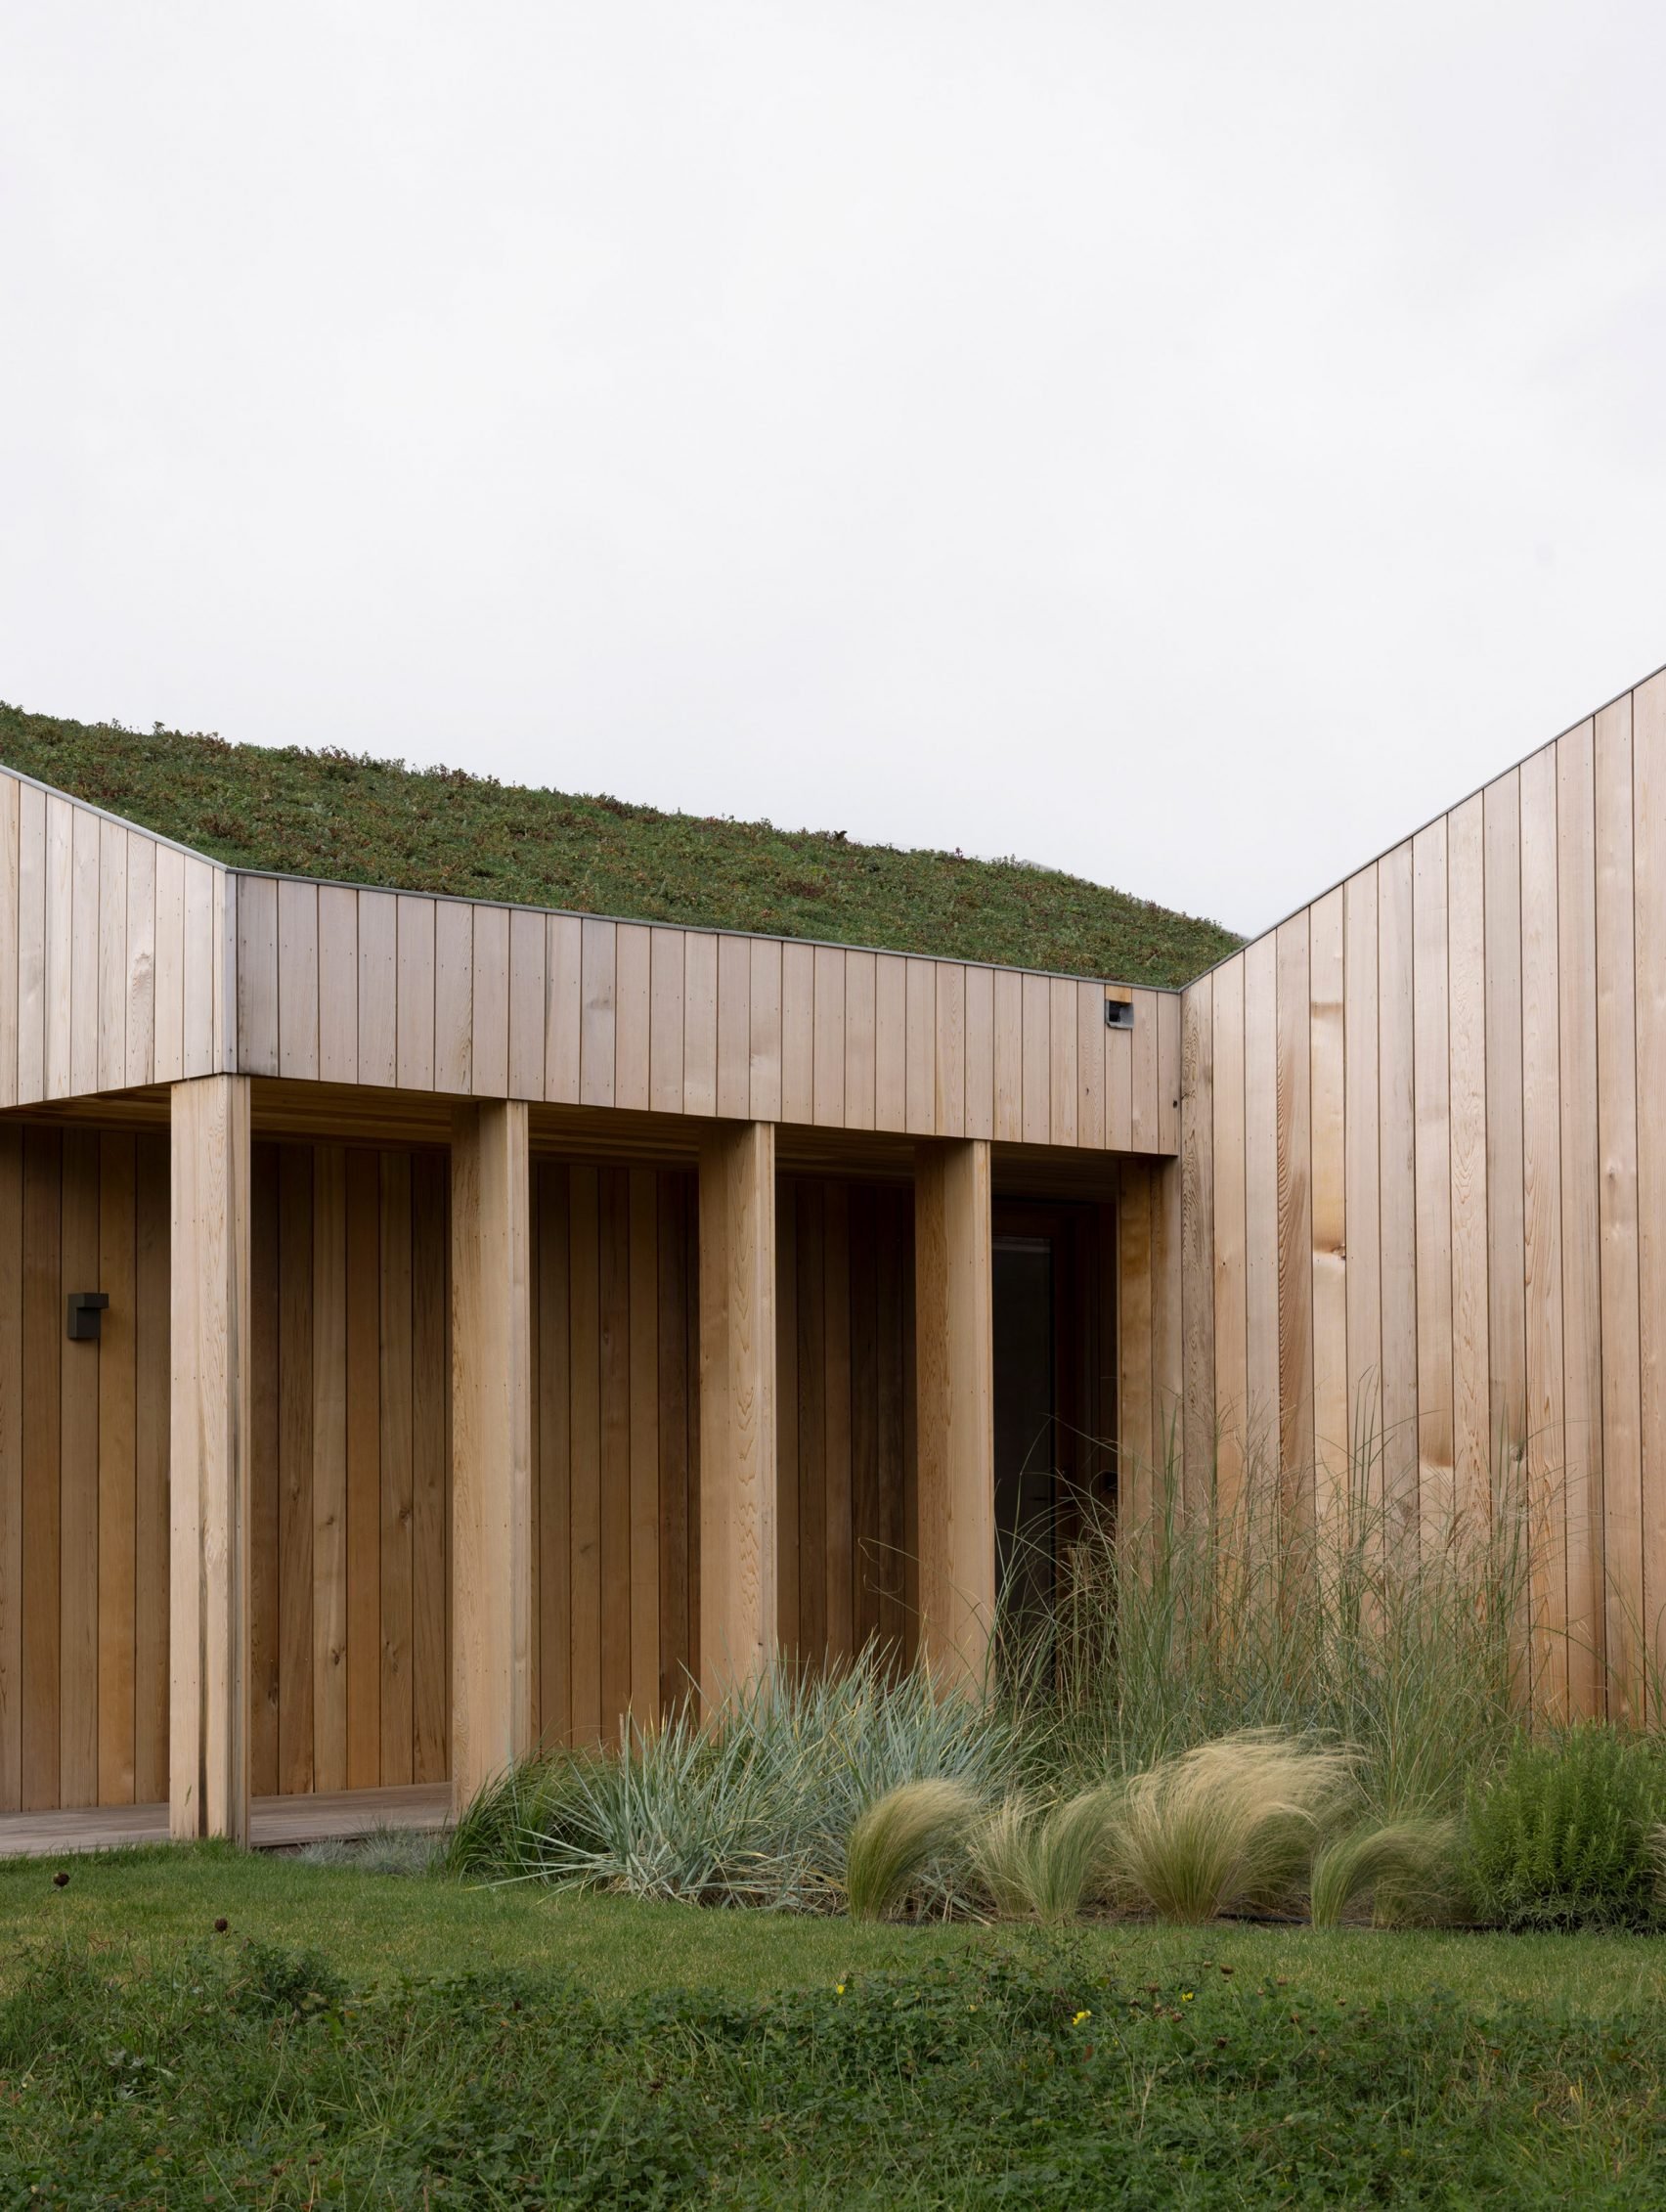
[993,1233,1057,1621]
[991,1200,1116,1627]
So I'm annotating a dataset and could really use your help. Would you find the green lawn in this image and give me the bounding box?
[4,1838,1664,2011]
[0,701,1240,985]
[5,1846,1666,2205]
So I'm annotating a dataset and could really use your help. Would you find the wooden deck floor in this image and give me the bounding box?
[0,1783,452,1860]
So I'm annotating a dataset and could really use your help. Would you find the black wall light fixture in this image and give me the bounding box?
[66,1292,109,1342]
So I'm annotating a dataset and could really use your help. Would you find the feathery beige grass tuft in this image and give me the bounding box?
[1103,1731,1353,1924]
[972,1789,1117,1922]
[845,1779,979,1921]
[1309,1816,1455,1928]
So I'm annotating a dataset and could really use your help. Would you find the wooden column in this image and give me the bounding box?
[450,1100,534,1809]
[698,1121,777,1703]
[914,1137,995,1688]
[169,1075,252,1842]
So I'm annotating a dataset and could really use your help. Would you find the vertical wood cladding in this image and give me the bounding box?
[531,1163,699,1747]
[247,1140,452,1797]
[7,1134,1120,1804]
[232,866,1179,1152]
[0,1126,168,1812]
[1174,668,1666,1721]
[0,764,1180,1158]
[776,1177,915,1668]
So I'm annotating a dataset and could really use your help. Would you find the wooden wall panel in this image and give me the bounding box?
[1595,694,1644,1718]
[1308,890,1346,1496]
[749,938,782,1123]
[205,874,1176,1150]
[311,1146,348,1791]
[781,943,815,1127]
[0,1128,164,1810]
[0,1128,21,1808]
[1242,935,1279,1477]
[1447,796,1490,1527]
[813,947,846,1128]
[471,904,512,1101]
[317,884,358,1086]
[1519,743,1567,1714]
[714,936,749,1122]
[1412,819,1453,1540]
[546,914,582,1105]
[1174,670,1666,1719]
[0,761,1174,1155]
[1634,672,1666,1710]
[1179,980,1215,1511]
[250,1146,281,1796]
[0,779,19,1112]
[1556,723,1603,1715]
[60,1128,99,1805]
[1484,773,1528,1509]
[778,1176,914,1667]
[1378,841,1418,1531]
[579,918,617,1112]
[682,933,718,1117]
[1117,1161,1156,1528]
[241,1139,453,1794]
[97,822,126,1094]
[278,879,319,1084]
[529,1162,699,1745]
[69,808,99,1099]
[45,797,72,1099]
[17,784,45,1105]
[433,901,473,1095]
[1342,867,1381,1500]
[1275,915,1313,1510]
[1210,954,1248,1514]
[357,893,397,1090]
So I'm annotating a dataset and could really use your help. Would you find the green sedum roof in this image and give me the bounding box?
[0,702,1239,986]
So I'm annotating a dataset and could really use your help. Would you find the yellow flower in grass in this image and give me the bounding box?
[1073,2010,1092,2026]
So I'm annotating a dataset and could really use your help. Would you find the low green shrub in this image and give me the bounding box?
[1463,1727,1666,1930]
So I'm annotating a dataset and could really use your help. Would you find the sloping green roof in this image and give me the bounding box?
[0,702,1239,986]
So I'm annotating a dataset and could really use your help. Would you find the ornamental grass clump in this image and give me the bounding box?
[972,1789,1118,1922]
[460,1645,1009,1912]
[1006,1403,1529,1821]
[1308,1815,1454,1928]
[1102,1730,1353,1924]
[845,1780,978,1920]
[1463,1726,1666,1930]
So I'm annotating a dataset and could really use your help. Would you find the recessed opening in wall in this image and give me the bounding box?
[990,1198,1117,1646]
[993,1234,1055,1622]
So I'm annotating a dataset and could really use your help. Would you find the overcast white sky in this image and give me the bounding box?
[5,4,1665,937]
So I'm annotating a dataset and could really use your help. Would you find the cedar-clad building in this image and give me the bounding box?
[0,761,1176,1850]
[4,654,1665,1854]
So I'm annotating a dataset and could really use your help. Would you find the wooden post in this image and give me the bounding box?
[450,1100,534,1810]
[169,1074,252,1842]
[698,1121,777,1704]
[914,1137,995,1688]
